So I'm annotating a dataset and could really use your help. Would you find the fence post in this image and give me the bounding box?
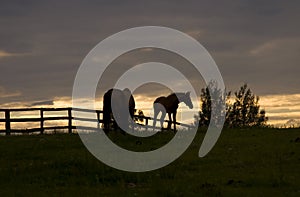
[5,109,10,136]
[40,109,44,134]
[68,108,72,133]
[96,111,100,122]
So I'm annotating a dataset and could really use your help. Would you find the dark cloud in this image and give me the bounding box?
[30,100,54,106]
[0,0,300,105]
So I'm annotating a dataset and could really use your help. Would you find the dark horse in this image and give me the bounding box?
[153,92,193,131]
[103,88,135,133]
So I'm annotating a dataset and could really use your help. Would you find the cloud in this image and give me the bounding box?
[0,50,27,58]
[185,29,204,39]
[250,42,277,55]
[0,50,14,58]
[30,100,54,107]
[139,48,154,52]
[0,0,300,109]
[0,86,21,98]
[259,93,300,125]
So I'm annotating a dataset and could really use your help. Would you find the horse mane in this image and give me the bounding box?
[167,92,185,101]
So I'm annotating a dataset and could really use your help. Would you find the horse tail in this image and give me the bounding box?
[103,89,113,132]
[123,88,135,119]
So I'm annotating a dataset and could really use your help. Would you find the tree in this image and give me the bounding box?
[195,83,268,128]
[228,84,268,127]
[195,81,229,127]
[196,86,211,127]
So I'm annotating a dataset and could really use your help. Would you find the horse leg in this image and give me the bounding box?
[173,112,177,132]
[167,112,172,130]
[160,110,166,131]
[103,111,110,134]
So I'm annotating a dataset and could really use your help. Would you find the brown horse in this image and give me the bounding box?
[153,92,193,131]
[103,88,135,133]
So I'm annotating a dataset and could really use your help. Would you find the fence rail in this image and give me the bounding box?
[0,107,193,135]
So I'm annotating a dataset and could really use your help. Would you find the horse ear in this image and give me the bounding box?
[123,88,130,92]
[186,91,191,96]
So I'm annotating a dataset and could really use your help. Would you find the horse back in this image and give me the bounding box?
[154,96,166,104]
[154,95,179,113]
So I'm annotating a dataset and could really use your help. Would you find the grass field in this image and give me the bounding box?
[0,128,300,196]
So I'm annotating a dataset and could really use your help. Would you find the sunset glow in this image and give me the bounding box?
[1,92,300,130]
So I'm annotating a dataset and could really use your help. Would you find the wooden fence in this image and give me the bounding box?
[0,107,193,135]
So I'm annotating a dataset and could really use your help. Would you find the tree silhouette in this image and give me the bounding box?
[195,83,268,128]
[228,84,268,127]
[197,86,211,127]
[195,81,229,127]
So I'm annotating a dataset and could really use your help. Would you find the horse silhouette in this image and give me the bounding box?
[153,92,193,131]
[103,88,135,133]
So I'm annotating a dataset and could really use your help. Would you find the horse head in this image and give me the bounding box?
[181,91,193,109]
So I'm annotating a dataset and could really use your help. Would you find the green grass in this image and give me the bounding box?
[0,128,300,196]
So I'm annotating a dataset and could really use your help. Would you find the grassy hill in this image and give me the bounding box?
[0,128,299,196]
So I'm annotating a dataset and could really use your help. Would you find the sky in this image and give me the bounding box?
[0,0,300,127]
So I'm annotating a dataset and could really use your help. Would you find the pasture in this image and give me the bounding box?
[0,128,299,196]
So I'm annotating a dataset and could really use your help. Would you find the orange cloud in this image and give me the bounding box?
[0,50,29,58]
[260,94,300,126]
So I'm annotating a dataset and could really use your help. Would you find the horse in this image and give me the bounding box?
[103,88,135,133]
[153,92,193,131]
